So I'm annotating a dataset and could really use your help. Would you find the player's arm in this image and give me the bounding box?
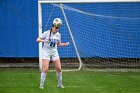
[36,37,45,43]
[36,31,47,43]
[57,42,70,46]
[57,33,69,46]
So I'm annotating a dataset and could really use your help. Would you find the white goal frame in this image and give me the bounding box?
[38,0,139,71]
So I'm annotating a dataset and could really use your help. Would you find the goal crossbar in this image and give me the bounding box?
[38,0,140,3]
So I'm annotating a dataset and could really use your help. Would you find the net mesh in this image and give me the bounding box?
[40,3,140,71]
[41,4,80,70]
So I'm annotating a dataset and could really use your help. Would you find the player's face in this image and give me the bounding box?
[52,26,59,33]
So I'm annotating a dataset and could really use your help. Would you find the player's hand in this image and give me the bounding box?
[65,42,70,46]
[41,40,46,42]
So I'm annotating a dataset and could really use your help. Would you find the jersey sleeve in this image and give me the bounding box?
[58,33,61,43]
[39,31,48,39]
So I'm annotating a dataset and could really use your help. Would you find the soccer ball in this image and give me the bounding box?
[53,18,62,28]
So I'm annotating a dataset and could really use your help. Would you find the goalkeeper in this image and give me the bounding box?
[36,18,69,89]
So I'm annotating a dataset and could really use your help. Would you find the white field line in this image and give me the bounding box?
[0,84,104,88]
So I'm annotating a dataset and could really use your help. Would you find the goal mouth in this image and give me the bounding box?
[38,0,140,72]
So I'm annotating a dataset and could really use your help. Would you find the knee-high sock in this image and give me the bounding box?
[56,72,62,85]
[40,72,47,87]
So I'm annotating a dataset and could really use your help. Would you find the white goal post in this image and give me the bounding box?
[38,0,140,71]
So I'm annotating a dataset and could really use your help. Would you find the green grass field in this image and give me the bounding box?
[0,68,140,93]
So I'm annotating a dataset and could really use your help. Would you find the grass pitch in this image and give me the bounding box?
[0,68,140,93]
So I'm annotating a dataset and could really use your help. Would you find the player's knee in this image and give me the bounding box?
[56,67,61,72]
[43,67,49,73]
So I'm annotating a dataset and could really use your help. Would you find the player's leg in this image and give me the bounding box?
[54,58,64,88]
[39,59,50,89]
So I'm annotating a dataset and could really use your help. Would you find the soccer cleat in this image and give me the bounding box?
[57,84,65,88]
[39,86,44,89]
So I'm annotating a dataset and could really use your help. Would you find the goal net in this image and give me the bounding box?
[38,0,140,71]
